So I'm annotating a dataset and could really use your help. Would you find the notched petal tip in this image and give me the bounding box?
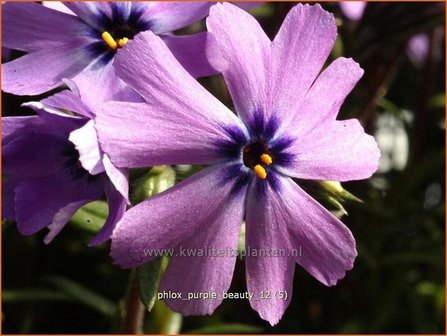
[337,56,364,74]
[291,2,336,28]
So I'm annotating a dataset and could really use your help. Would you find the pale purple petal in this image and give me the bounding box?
[139,2,212,34]
[22,102,85,134]
[270,4,336,126]
[276,177,357,286]
[71,59,143,107]
[112,31,241,127]
[281,120,380,181]
[288,58,364,136]
[88,180,127,246]
[245,180,295,326]
[62,2,110,31]
[3,133,69,177]
[102,154,129,202]
[96,100,241,168]
[245,176,358,324]
[2,45,92,95]
[15,170,104,236]
[97,31,247,167]
[44,200,92,244]
[160,183,245,315]
[2,2,88,52]
[206,3,270,125]
[339,2,366,21]
[161,32,219,78]
[41,90,93,118]
[110,165,243,268]
[42,2,75,15]
[69,120,105,175]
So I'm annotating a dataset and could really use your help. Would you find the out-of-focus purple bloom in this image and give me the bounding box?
[339,1,366,21]
[2,1,222,104]
[407,33,430,67]
[2,89,128,246]
[95,3,380,325]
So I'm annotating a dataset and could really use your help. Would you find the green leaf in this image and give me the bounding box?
[331,35,344,59]
[131,165,176,205]
[428,93,445,110]
[377,97,404,118]
[248,3,273,17]
[319,181,363,203]
[43,275,117,317]
[325,195,348,216]
[186,323,263,334]
[136,257,163,312]
[2,289,73,303]
[70,200,108,233]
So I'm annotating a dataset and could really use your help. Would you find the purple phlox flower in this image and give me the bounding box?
[339,1,366,21]
[94,3,380,325]
[2,88,128,246]
[2,1,228,105]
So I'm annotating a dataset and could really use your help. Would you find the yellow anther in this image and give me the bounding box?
[253,164,267,180]
[260,153,273,165]
[118,37,129,47]
[102,31,118,50]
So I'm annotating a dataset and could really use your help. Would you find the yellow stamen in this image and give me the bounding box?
[102,31,118,50]
[118,37,129,47]
[253,164,267,180]
[260,153,273,165]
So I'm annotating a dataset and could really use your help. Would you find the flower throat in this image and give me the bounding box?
[242,141,273,180]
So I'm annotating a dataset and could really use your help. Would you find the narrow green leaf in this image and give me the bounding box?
[377,97,404,118]
[136,257,163,312]
[43,275,117,317]
[186,323,263,334]
[326,195,348,215]
[319,180,363,203]
[3,289,73,303]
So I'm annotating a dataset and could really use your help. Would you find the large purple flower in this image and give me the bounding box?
[2,1,222,104]
[95,3,380,325]
[2,89,128,246]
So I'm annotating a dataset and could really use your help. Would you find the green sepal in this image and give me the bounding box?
[136,257,164,312]
[130,165,176,205]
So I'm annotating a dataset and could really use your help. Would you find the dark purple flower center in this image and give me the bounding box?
[108,25,137,41]
[86,4,152,63]
[217,111,296,193]
[242,141,269,167]
[242,141,273,179]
